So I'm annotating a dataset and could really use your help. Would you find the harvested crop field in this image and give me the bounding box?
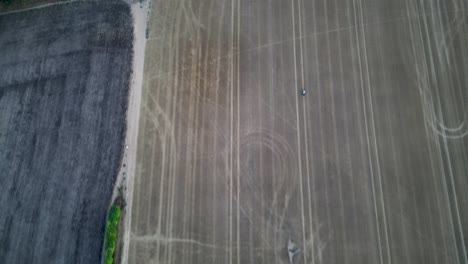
[127,0,468,263]
[0,1,133,263]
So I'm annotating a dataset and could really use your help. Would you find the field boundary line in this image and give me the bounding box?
[0,0,78,16]
[121,2,148,263]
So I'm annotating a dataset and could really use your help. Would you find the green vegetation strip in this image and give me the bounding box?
[104,206,121,264]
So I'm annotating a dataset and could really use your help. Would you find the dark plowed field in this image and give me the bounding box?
[0,1,133,263]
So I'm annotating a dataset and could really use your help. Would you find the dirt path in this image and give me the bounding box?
[113,1,149,264]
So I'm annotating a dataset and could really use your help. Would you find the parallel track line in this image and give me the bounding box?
[351,0,384,263]
[290,1,308,263]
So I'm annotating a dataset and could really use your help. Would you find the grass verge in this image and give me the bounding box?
[104,206,121,264]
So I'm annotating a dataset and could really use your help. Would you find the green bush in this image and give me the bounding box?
[104,206,121,264]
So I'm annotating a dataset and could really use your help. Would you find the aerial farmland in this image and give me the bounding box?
[1,0,467,264]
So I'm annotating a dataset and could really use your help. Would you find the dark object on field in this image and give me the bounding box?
[0,1,133,263]
[287,237,301,264]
